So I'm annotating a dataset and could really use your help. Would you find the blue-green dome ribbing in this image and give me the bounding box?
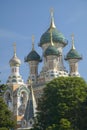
[39,28,68,47]
[25,50,42,62]
[44,45,60,56]
[65,49,82,60]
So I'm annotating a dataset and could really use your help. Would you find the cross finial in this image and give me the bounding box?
[32,35,35,50]
[50,8,56,28]
[13,43,16,56]
[50,8,54,17]
[71,33,75,49]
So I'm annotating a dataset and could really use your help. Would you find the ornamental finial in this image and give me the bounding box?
[50,8,56,28]
[50,8,54,17]
[13,43,16,56]
[71,33,75,49]
[32,35,35,51]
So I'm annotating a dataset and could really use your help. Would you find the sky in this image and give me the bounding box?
[0,0,87,83]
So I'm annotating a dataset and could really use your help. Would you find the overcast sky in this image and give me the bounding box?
[0,0,87,83]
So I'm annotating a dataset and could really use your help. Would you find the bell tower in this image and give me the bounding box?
[4,43,29,129]
[65,34,82,76]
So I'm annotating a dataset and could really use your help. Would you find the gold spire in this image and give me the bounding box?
[71,33,75,49]
[13,43,16,56]
[32,35,35,51]
[50,8,56,28]
[50,28,54,46]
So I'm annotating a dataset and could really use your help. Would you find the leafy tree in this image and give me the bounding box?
[33,77,87,130]
[0,84,7,96]
[0,97,16,129]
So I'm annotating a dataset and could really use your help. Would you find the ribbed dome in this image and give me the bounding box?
[65,34,82,60]
[39,27,68,47]
[25,50,42,62]
[44,45,60,56]
[9,54,21,67]
[65,48,82,60]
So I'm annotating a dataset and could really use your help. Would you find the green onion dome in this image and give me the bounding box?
[9,54,21,67]
[44,45,60,57]
[65,34,82,60]
[25,50,42,62]
[39,27,68,47]
[39,10,68,47]
[65,48,82,60]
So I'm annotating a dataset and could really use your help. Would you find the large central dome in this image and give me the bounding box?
[39,11,68,47]
[39,27,67,47]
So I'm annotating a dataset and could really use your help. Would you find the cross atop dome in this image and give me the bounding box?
[32,35,35,51]
[50,8,56,28]
[13,43,17,56]
[71,33,75,50]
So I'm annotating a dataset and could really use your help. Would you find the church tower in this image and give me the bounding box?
[39,9,68,78]
[25,36,42,84]
[65,34,82,76]
[43,29,60,82]
[7,43,24,85]
[4,44,29,129]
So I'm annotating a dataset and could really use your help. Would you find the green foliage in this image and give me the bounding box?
[34,77,87,130]
[59,118,73,130]
[0,97,16,129]
[0,128,8,130]
[0,84,7,96]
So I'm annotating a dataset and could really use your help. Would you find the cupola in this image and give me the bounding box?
[25,36,42,62]
[9,43,21,67]
[39,9,68,47]
[44,29,60,57]
[65,34,82,60]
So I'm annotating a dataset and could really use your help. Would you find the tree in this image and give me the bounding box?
[0,97,16,130]
[0,84,7,96]
[33,77,87,130]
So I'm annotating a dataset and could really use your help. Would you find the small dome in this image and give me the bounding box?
[25,50,42,62]
[44,45,60,57]
[65,34,82,60]
[39,28,67,47]
[9,55,21,67]
[65,48,82,60]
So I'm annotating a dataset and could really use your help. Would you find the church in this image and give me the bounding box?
[3,10,82,129]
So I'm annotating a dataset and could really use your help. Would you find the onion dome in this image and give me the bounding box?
[65,34,82,60]
[9,43,21,67]
[39,9,68,47]
[25,36,42,62]
[44,28,60,56]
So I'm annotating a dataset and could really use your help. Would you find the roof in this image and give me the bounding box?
[65,48,82,60]
[24,86,37,122]
[39,27,68,47]
[9,54,21,67]
[9,43,21,67]
[44,45,60,56]
[65,34,82,60]
[25,50,42,62]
